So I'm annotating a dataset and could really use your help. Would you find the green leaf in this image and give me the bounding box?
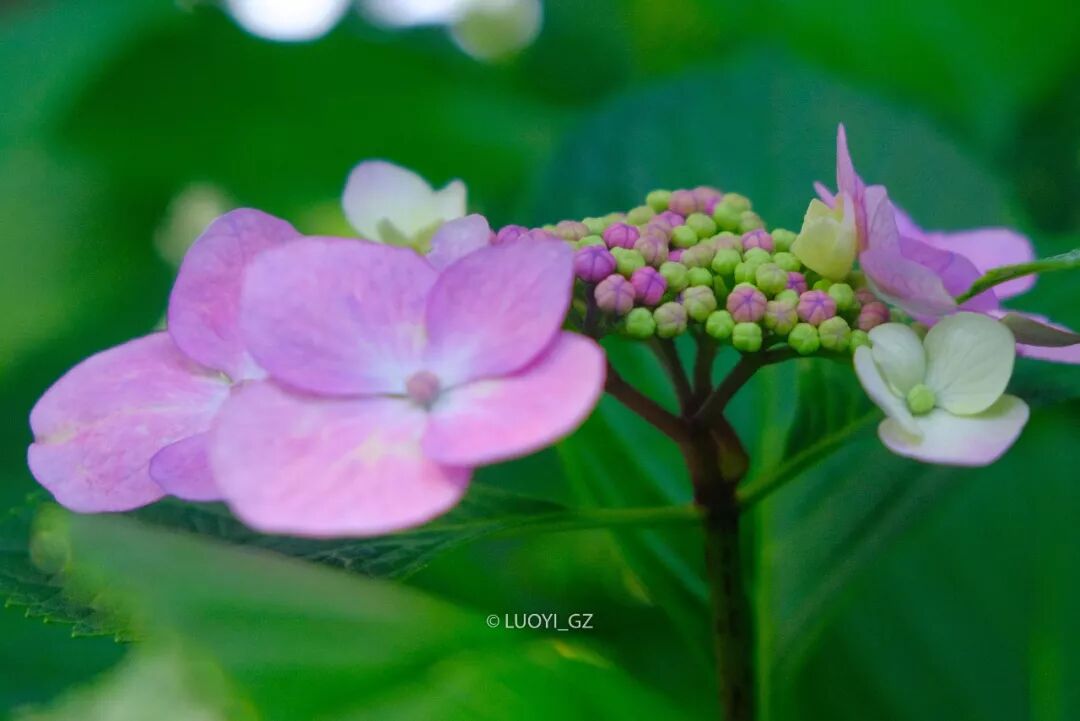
[957,248,1080,303]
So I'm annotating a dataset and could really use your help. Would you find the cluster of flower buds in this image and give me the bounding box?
[525,187,894,356]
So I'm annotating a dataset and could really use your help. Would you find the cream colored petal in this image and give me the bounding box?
[854,346,920,437]
[878,395,1029,466]
[924,312,1015,415]
[868,323,926,396]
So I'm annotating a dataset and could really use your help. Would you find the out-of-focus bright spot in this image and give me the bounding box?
[225,0,351,41]
[450,0,542,61]
[362,0,465,27]
[155,183,234,268]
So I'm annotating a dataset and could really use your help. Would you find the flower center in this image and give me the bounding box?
[405,370,441,409]
[905,383,936,415]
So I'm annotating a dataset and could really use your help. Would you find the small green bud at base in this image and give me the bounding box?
[739,211,764,232]
[659,261,689,292]
[683,285,718,321]
[827,282,855,312]
[818,316,851,352]
[772,251,801,272]
[771,228,797,252]
[705,310,736,340]
[646,190,672,212]
[654,302,688,338]
[611,247,646,277]
[712,231,743,252]
[577,234,605,249]
[624,307,657,339]
[743,247,771,264]
[721,193,751,213]
[681,243,716,268]
[582,217,608,235]
[686,212,718,238]
[906,383,936,415]
[671,225,699,249]
[732,322,763,352]
[734,258,765,284]
[713,205,741,232]
[812,278,834,292]
[788,323,820,355]
[764,299,797,335]
[627,205,656,225]
[713,275,730,300]
[755,263,788,297]
[711,248,742,276]
[849,329,871,352]
[774,289,799,304]
[687,267,713,287]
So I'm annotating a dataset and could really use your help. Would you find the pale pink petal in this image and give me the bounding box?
[241,238,437,396]
[897,235,999,313]
[813,181,835,205]
[168,209,301,381]
[424,236,573,386]
[835,124,868,243]
[878,395,1029,466]
[150,433,220,502]
[210,381,470,537]
[28,334,230,512]
[1017,343,1080,364]
[426,214,492,270]
[890,203,924,239]
[423,332,605,466]
[922,228,1036,298]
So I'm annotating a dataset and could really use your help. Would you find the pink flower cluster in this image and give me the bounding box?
[28,212,605,536]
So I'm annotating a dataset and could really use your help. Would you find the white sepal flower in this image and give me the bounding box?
[854,312,1029,466]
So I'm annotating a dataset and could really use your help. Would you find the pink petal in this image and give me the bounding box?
[813,180,835,205]
[241,238,438,396]
[28,334,230,512]
[424,236,573,386]
[209,381,470,537]
[150,433,221,502]
[168,209,301,381]
[922,228,1036,299]
[835,124,868,243]
[897,235,999,313]
[423,332,605,466]
[426,214,492,270]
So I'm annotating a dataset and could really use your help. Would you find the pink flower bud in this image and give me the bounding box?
[669,189,699,216]
[574,245,617,282]
[496,224,529,244]
[595,274,635,315]
[555,220,589,241]
[655,210,685,228]
[634,230,669,266]
[693,186,723,215]
[786,271,808,294]
[726,284,767,323]
[857,301,890,331]
[526,228,560,242]
[741,229,774,252]
[797,290,837,326]
[855,287,879,306]
[668,248,684,263]
[631,267,667,306]
[603,222,640,249]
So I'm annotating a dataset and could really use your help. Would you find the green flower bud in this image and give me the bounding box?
[734,258,766,284]
[603,212,625,226]
[541,224,557,232]
[646,189,672,212]
[681,243,716,268]
[576,234,605,249]
[686,212,718,239]
[818,316,851,352]
[732,322,763,352]
[771,228,797,252]
[654,302,688,338]
[772,251,801,272]
[788,323,820,355]
[659,261,689,292]
[764,299,797,335]
[906,383,936,415]
[582,217,607,235]
[712,231,743,252]
[712,205,742,232]
[713,274,730,301]
[687,267,713,287]
[682,285,717,321]
[754,263,788,297]
[711,247,742,276]
[827,282,855,312]
[722,193,751,213]
[742,247,771,264]
[671,225,698,249]
[774,288,799,304]
[739,211,764,233]
[812,278,834,292]
[627,205,656,225]
[705,310,736,340]
[611,247,646,277]
[849,329,871,352]
[624,307,657,339]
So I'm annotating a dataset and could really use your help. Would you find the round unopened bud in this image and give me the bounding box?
[727,283,767,323]
[818,316,851,352]
[705,310,736,340]
[671,225,698,249]
[739,211,765,232]
[713,205,741,232]
[721,193,750,212]
[849,329,871,351]
[496,224,528,244]
[827,283,855,312]
[682,285,717,321]
[774,289,799,305]
[603,212,626,225]
[797,290,837,326]
[812,279,834,293]
[771,228,796,252]
[624,307,657,339]
[555,220,589,241]
[711,247,742,276]
[603,222,639,249]
[857,301,890,331]
[611,247,646,277]
[742,247,770,264]
[668,189,699,216]
[741,229,774,252]
[764,299,797,335]
[687,267,713,287]
[755,263,788,297]
[634,231,669,266]
[712,231,743,252]
[576,234,605,249]
[686,212,718,239]
[582,217,607,235]
[733,322,763,352]
[574,245,617,282]
[734,258,766,285]
[659,261,689,292]
[668,249,684,263]
[595,274,635,315]
[646,189,672,212]
[527,228,560,242]
[655,210,685,228]
[631,266,667,306]
[906,383,936,415]
[693,186,723,215]
[626,205,656,225]
[786,271,808,294]
[788,323,820,355]
[772,251,801,272]
[854,287,879,305]
[681,243,716,269]
[654,302,688,338]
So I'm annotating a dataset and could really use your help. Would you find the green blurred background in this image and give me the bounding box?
[2,1,1080,719]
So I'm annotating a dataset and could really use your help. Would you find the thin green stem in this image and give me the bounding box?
[956,248,1080,303]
